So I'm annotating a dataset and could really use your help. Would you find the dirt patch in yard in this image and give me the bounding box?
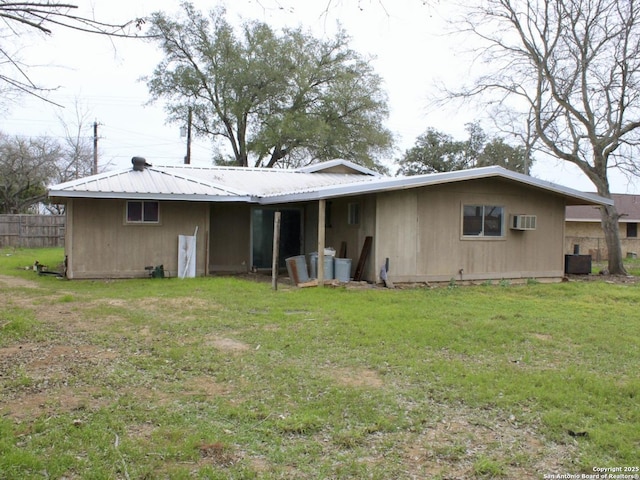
[403,413,579,480]
[329,366,384,388]
[0,273,40,288]
[205,335,251,353]
[0,340,118,421]
[184,375,231,397]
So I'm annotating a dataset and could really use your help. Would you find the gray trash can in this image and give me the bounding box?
[309,252,334,280]
[334,258,352,282]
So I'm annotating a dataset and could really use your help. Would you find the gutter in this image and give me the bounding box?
[47,190,256,203]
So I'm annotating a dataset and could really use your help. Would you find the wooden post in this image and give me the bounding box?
[272,211,281,290]
[317,199,326,288]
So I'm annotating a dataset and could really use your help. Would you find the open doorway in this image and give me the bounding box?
[251,208,303,269]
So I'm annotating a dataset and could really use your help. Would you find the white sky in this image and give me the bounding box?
[2,0,638,193]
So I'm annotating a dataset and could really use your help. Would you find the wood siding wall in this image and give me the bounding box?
[209,203,251,272]
[65,199,209,279]
[374,179,567,283]
[0,215,65,248]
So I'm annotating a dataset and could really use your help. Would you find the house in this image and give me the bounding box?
[48,158,612,283]
[566,194,640,260]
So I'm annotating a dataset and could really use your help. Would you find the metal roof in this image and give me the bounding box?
[296,159,381,176]
[48,160,613,207]
[49,166,252,202]
[259,165,613,206]
[158,164,377,196]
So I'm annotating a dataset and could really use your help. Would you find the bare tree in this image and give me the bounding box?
[252,0,391,16]
[0,132,60,213]
[0,1,145,102]
[54,99,95,182]
[449,0,640,275]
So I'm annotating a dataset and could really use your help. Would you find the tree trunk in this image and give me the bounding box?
[588,168,628,275]
[600,204,627,275]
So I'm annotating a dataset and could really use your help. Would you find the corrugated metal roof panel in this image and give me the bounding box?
[48,161,613,208]
[158,165,374,196]
[49,167,248,199]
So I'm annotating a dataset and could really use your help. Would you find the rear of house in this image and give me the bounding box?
[49,159,611,284]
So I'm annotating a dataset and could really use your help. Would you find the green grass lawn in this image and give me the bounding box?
[1,248,639,479]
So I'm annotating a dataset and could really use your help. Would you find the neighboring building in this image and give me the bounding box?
[48,158,611,283]
[566,194,640,260]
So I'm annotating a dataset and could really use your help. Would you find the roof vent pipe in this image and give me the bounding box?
[132,157,151,171]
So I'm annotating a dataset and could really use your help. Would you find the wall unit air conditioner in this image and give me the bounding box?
[510,214,537,230]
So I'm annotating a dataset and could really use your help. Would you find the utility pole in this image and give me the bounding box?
[185,107,192,164]
[93,121,98,175]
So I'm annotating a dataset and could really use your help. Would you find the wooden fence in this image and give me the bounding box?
[0,215,65,248]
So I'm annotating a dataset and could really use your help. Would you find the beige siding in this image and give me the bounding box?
[325,196,377,280]
[374,189,418,278]
[375,179,566,283]
[209,203,251,272]
[66,199,209,279]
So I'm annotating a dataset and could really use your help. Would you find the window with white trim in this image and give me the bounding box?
[462,205,504,237]
[126,201,159,223]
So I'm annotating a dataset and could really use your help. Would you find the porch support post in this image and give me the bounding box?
[317,199,326,287]
[271,211,281,290]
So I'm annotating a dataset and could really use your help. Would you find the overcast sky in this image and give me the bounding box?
[2,0,638,193]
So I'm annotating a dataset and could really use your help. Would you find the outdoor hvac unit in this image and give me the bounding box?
[510,214,537,230]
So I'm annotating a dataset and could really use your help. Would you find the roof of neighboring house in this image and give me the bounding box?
[566,193,640,222]
[48,158,613,207]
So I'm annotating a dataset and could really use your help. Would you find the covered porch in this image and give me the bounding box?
[207,196,377,284]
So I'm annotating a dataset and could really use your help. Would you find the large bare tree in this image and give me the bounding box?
[0,1,144,103]
[450,0,640,275]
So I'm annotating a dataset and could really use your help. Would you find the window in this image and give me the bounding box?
[127,201,159,223]
[627,222,638,238]
[347,202,360,226]
[463,205,504,237]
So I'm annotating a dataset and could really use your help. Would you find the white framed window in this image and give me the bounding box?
[462,205,504,237]
[126,201,159,223]
[347,202,360,226]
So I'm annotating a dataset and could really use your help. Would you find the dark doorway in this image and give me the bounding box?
[251,208,303,269]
